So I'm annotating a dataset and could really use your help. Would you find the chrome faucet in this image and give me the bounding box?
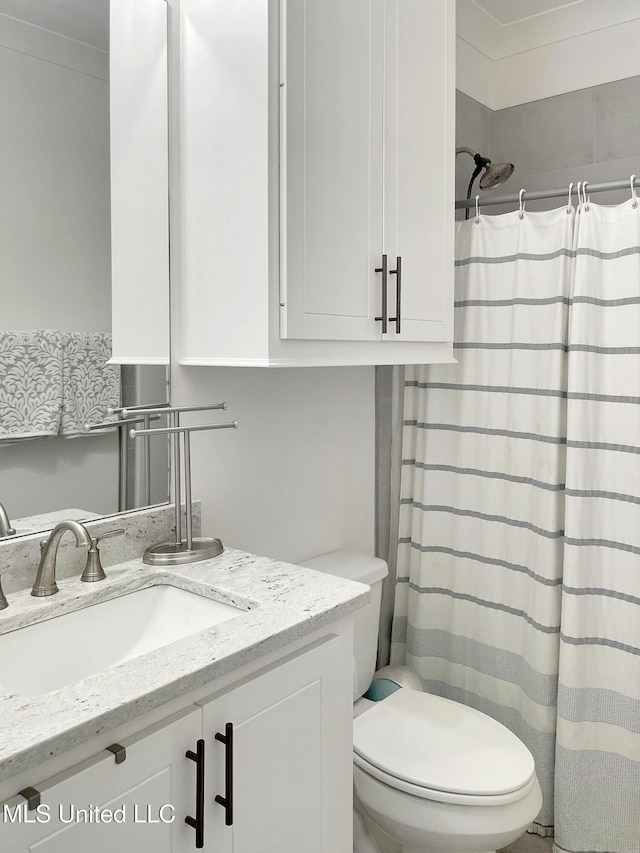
[31,520,93,597]
[0,502,15,538]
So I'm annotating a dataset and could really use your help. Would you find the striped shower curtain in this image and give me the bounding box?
[390,199,640,853]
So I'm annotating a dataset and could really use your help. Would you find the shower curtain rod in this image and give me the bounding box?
[455,176,640,209]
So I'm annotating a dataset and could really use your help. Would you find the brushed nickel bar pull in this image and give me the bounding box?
[375,254,389,334]
[389,256,402,334]
[214,723,234,826]
[185,739,205,848]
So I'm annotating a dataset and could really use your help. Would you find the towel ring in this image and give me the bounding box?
[474,194,480,224]
[567,182,574,213]
[518,188,525,220]
[631,175,638,209]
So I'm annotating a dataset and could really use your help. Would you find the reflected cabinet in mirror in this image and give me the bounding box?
[0,0,170,538]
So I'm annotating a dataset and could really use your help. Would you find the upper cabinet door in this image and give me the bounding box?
[110,0,170,365]
[281,0,454,344]
[281,0,385,342]
[382,0,454,343]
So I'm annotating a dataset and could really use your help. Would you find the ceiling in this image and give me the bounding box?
[458,0,640,108]
[0,0,108,51]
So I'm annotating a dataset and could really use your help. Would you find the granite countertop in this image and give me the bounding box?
[0,547,369,784]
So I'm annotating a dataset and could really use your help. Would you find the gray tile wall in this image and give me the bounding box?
[462,75,640,213]
[455,91,494,214]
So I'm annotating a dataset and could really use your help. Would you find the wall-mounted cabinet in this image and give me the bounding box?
[179,0,455,367]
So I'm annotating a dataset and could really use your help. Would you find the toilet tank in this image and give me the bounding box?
[299,550,388,699]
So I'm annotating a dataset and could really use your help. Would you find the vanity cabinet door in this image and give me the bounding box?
[199,634,353,853]
[0,707,201,853]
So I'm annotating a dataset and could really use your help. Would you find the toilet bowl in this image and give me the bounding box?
[299,551,542,853]
[352,688,542,853]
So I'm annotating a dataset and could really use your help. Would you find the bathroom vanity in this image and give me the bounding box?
[0,549,368,851]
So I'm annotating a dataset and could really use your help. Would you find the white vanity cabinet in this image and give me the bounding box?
[179,0,455,367]
[0,633,352,853]
[199,635,352,852]
[0,707,201,852]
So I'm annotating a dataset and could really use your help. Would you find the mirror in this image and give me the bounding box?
[0,0,170,537]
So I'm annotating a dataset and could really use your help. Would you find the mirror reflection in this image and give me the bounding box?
[0,0,170,537]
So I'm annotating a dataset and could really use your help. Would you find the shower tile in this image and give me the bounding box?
[595,75,640,162]
[492,156,640,214]
[456,90,493,205]
[456,90,492,153]
[491,89,594,178]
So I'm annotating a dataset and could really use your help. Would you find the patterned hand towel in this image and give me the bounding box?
[60,333,121,437]
[0,330,64,440]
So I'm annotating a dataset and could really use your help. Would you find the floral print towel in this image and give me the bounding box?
[0,330,64,439]
[0,331,121,440]
[60,333,121,436]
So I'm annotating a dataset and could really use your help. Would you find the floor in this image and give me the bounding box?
[499,833,554,853]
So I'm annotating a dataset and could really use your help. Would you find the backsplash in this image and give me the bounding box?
[0,504,201,594]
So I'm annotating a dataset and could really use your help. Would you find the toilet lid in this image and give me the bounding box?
[353,689,535,796]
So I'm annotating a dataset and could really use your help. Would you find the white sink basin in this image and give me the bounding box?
[0,585,243,697]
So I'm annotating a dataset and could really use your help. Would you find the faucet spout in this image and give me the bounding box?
[0,502,15,538]
[31,520,92,597]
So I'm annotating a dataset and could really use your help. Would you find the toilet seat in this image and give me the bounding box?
[353,689,536,805]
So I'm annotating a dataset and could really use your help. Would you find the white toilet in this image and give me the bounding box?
[300,550,543,853]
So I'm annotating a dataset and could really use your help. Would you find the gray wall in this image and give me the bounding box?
[457,77,640,214]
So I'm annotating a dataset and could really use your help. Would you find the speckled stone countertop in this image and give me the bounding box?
[0,547,369,784]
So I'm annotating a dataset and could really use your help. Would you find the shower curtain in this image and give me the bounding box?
[390,199,640,853]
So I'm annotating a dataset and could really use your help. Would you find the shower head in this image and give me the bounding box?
[479,160,515,190]
[456,147,515,218]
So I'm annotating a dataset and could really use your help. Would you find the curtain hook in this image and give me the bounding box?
[567,182,574,213]
[576,181,583,209]
[583,180,590,210]
[474,194,480,224]
[631,175,638,209]
[518,188,525,220]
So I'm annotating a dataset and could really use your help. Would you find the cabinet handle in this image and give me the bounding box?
[389,256,401,334]
[214,722,234,826]
[374,254,389,334]
[185,738,205,849]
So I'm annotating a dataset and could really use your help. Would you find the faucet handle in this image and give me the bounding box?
[94,528,126,546]
[81,528,126,583]
[0,575,7,610]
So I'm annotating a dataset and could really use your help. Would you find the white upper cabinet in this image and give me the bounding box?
[179,0,455,367]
